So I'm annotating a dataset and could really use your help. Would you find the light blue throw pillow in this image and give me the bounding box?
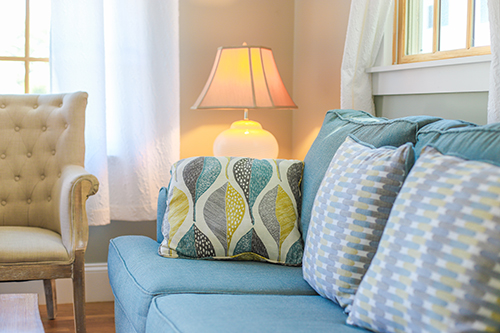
[348,146,500,332]
[303,136,413,311]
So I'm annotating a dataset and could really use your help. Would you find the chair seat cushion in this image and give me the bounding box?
[0,226,69,263]
[108,235,316,332]
[145,294,369,332]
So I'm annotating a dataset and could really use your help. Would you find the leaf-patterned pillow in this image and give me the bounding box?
[159,157,304,265]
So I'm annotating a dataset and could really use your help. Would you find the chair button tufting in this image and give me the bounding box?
[0,104,5,108]
[65,124,68,129]
[41,174,45,180]
[52,150,56,155]
[47,196,51,202]
[27,198,31,204]
[14,176,20,181]
[27,152,32,158]
[59,103,63,107]
[42,126,47,131]
[1,201,6,206]
[0,154,5,159]
[15,126,20,132]
[33,105,38,109]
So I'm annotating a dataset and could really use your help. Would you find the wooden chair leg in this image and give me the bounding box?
[73,250,87,333]
[43,279,57,319]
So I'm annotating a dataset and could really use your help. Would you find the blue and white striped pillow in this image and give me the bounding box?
[348,146,500,332]
[302,136,413,311]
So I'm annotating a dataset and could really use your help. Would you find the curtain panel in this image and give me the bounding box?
[51,0,180,225]
[488,0,500,124]
[340,0,393,115]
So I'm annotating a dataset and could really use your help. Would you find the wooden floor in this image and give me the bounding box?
[39,302,115,333]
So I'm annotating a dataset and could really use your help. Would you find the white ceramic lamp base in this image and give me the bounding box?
[213,120,279,159]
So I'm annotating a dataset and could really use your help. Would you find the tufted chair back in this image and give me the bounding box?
[0,92,87,234]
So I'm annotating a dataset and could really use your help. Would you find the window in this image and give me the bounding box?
[396,0,490,64]
[0,0,51,94]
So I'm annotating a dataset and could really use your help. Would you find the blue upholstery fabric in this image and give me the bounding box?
[157,186,168,243]
[146,294,368,333]
[108,236,316,332]
[301,110,439,240]
[415,120,500,165]
[114,297,139,333]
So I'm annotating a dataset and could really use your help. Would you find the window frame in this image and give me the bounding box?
[396,0,491,64]
[0,0,50,94]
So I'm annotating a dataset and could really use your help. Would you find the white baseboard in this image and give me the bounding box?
[0,263,114,305]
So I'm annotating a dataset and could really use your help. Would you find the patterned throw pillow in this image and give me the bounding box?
[303,136,414,311]
[159,156,304,266]
[348,146,500,333]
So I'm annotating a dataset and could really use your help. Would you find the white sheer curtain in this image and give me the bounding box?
[488,0,500,124]
[51,0,180,225]
[340,0,393,115]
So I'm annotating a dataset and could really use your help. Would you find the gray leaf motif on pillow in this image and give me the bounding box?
[287,162,303,213]
[183,157,204,219]
[203,183,228,253]
[233,158,252,202]
[259,186,280,246]
[194,224,216,258]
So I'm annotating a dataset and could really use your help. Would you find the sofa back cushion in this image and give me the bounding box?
[415,119,500,165]
[301,109,439,241]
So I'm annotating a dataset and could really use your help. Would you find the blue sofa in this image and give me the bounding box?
[108,109,500,332]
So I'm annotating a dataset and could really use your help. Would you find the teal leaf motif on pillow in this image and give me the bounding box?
[248,159,273,213]
[286,240,303,265]
[195,157,221,203]
[233,229,252,256]
[177,225,196,258]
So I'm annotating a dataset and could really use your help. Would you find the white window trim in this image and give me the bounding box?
[368,54,491,95]
[367,5,491,96]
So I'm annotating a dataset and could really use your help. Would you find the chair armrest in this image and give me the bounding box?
[55,165,99,259]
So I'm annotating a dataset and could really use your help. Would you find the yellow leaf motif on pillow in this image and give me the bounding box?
[168,186,189,247]
[226,182,245,249]
[276,185,296,252]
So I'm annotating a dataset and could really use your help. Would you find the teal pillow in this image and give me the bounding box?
[348,146,500,332]
[303,136,413,311]
[159,156,304,266]
[301,109,439,240]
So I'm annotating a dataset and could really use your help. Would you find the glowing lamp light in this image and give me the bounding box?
[191,44,297,159]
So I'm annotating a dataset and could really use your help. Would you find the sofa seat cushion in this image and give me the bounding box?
[0,226,70,263]
[146,294,368,333]
[108,235,316,332]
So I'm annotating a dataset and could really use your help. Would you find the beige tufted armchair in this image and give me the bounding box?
[0,92,99,333]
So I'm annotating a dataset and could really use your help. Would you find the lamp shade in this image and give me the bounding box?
[191,45,297,110]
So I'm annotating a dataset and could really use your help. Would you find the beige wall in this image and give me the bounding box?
[179,0,295,159]
[292,0,351,160]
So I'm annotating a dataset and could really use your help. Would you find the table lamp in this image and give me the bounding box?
[191,44,297,159]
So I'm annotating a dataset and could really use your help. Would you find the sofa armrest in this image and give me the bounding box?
[54,165,99,259]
